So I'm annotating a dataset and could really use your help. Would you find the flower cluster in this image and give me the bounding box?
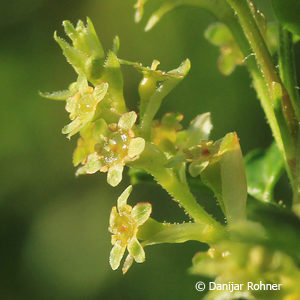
[41,17,247,276]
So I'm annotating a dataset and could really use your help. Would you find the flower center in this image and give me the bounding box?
[103,131,130,164]
[115,211,136,246]
[77,94,96,115]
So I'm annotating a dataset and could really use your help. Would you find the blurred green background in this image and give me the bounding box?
[1,0,298,299]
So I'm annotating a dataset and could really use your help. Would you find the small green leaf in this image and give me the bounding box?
[189,161,209,177]
[204,22,244,75]
[200,133,247,224]
[145,2,178,32]
[55,19,105,82]
[247,198,300,263]
[245,143,284,203]
[177,113,213,148]
[63,18,104,58]
[134,0,148,23]
[39,89,73,100]
[272,0,300,36]
[218,52,237,76]
[204,23,232,46]
[135,0,233,33]
[54,31,87,75]
[96,51,127,116]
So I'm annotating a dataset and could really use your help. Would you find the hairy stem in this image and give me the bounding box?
[278,27,300,119]
[139,220,226,245]
[225,0,279,89]
[130,143,225,231]
[225,0,299,205]
[223,15,285,155]
[278,28,300,206]
[225,0,298,141]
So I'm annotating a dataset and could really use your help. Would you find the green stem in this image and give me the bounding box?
[293,134,300,209]
[152,168,219,225]
[278,27,300,206]
[225,0,299,205]
[225,0,298,145]
[186,0,294,187]
[130,143,224,231]
[139,219,226,245]
[222,13,296,189]
[192,0,287,161]
[223,15,285,156]
[225,0,279,89]
[278,27,300,120]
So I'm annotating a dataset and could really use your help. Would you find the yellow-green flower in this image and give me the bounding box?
[151,112,183,155]
[72,119,107,166]
[184,140,218,176]
[76,111,145,186]
[62,74,108,138]
[109,186,152,273]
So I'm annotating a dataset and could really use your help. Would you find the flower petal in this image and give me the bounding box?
[131,203,152,226]
[127,238,145,263]
[109,241,126,270]
[128,137,145,158]
[84,153,103,174]
[117,185,132,210]
[118,111,137,131]
[65,94,78,115]
[62,118,82,139]
[72,140,88,167]
[75,165,86,176]
[111,234,118,245]
[109,206,118,233]
[122,254,134,274]
[107,164,124,187]
[93,82,109,103]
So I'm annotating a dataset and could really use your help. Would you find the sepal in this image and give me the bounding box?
[54,18,105,81]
